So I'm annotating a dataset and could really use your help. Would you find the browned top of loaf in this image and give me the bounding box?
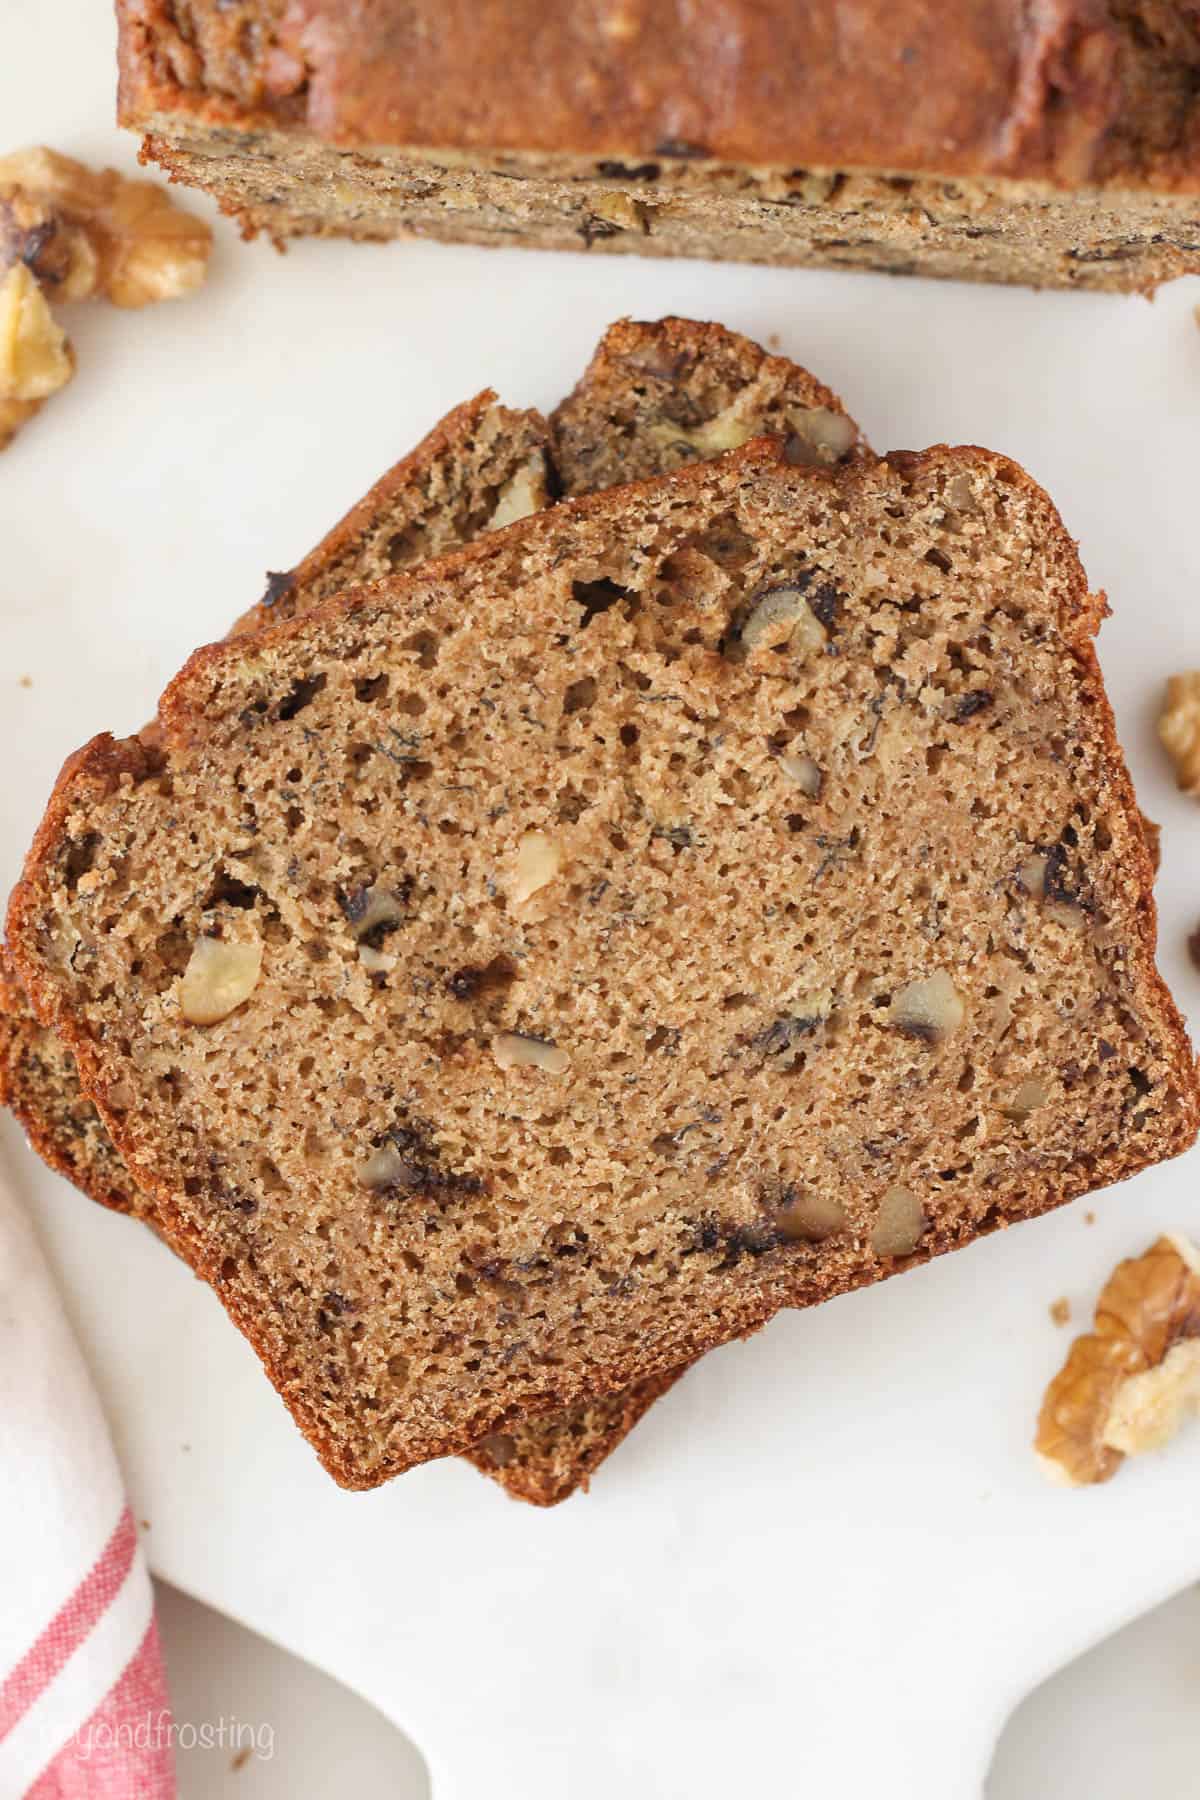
[10,442,1198,1488]
[117,1,1200,191]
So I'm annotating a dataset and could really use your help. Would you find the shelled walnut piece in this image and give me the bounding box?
[0,262,73,448]
[1158,673,1200,798]
[0,147,211,449]
[1036,1235,1200,1486]
[0,148,211,308]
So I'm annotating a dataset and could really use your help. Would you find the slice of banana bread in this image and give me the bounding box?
[11,441,1196,1487]
[1,384,550,1223]
[1,319,865,1503]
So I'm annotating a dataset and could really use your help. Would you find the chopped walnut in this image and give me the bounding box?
[489,453,549,531]
[358,1142,406,1189]
[0,148,211,309]
[1,187,98,303]
[1035,1235,1200,1485]
[648,400,855,465]
[0,148,210,449]
[1017,852,1048,900]
[888,970,964,1045]
[783,406,858,466]
[1158,673,1200,797]
[0,263,72,401]
[588,192,647,234]
[357,944,396,975]
[1001,1076,1048,1121]
[778,753,822,796]
[740,584,827,659]
[773,1187,846,1243]
[870,1186,928,1257]
[492,1031,570,1075]
[1104,1340,1200,1457]
[510,831,563,906]
[0,263,72,449]
[475,1430,517,1467]
[339,882,405,971]
[180,935,263,1025]
[646,412,752,457]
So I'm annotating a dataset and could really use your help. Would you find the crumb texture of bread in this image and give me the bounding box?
[0,949,139,1212]
[10,444,1197,1487]
[550,316,865,496]
[116,2,1200,291]
[0,319,858,1501]
[466,1363,691,1506]
[229,393,553,639]
[0,387,550,1224]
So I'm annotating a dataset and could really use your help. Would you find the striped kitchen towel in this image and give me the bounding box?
[0,1170,174,1798]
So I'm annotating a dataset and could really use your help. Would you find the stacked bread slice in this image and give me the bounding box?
[1,317,868,1503]
[4,317,1196,1499]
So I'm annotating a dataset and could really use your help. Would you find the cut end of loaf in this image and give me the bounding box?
[139,124,1200,293]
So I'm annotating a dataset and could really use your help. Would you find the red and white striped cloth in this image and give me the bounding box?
[0,1171,175,1798]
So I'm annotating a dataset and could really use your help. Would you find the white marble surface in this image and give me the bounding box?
[157,1577,1200,1799]
[6,5,1200,1797]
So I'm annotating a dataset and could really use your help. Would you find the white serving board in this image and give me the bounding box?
[4,7,1200,1795]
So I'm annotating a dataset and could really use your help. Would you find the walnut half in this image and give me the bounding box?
[1035,1234,1200,1486]
[0,147,211,309]
[1158,673,1200,798]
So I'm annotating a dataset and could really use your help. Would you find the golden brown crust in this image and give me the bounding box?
[10,441,1197,1487]
[116,1,1200,191]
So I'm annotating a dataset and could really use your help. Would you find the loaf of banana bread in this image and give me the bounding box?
[11,438,1195,1487]
[1,317,864,1503]
[116,1,1200,291]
